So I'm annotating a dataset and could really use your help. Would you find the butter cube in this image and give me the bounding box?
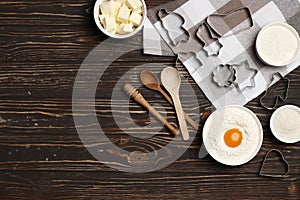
[129,12,142,26]
[116,23,121,33]
[109,1,122,17]
[135,8,143,14]
[99,15,107,27]
[99,1,111,16]
[118,23,133,34]
[117,4,131,23]
[115,0,126,3]
[126,0,142,11]
[104,16,117,33]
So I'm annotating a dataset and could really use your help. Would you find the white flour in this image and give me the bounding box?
[273,107,300,141]
[203,106,263,165]
[256,23,299,66]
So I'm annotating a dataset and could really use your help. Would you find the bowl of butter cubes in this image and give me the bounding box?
[94,0,147,38]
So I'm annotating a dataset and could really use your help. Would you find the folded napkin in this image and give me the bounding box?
[143,0,300,109]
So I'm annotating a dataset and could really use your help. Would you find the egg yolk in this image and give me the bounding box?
[224,128,243,148]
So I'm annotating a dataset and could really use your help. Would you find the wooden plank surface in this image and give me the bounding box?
[0,0,299,199]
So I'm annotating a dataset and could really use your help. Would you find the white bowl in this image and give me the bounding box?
[270,105,300,143]
[94,0,147,39]
[202,105,263,166]
[256,22,300,67]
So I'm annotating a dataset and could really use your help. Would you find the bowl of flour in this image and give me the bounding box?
[270,105,300,143]
[202,105,263,166]
[256,22,300,67]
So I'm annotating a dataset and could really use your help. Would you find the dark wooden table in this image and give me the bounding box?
[0,0,299,199]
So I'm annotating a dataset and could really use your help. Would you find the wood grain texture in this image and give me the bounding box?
[0,0,299,199]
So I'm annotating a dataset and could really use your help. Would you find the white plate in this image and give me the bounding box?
[94,0,147,39]
[203,105,263,166]
[270,105,300,143]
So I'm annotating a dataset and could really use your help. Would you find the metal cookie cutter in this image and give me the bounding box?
[212,64,236,87]
[259,72,290,110]
[206,7,254,38]
[196,7,254,57]
[176,51,203,70]
[212,61,257,91]
[233,60,258,92]
[157,8,190,47]
[174,53,182,71]
[196,22,223,56]
[259,149,290,178]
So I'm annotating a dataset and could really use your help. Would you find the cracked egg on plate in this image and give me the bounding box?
[202,105,263,166]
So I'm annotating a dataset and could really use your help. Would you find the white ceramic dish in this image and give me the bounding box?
[270,105,300,143]
[203,105,263,166]
[256,22,300,67]
[94,0,147,39]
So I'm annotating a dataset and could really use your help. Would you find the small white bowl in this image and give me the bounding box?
[270,105,300,143]
[256,22,300,67]
[94,0,147,39]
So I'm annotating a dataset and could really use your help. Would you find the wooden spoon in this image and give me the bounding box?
[140,70,199,131]
[161,67,189,140]
[140,70,199,130]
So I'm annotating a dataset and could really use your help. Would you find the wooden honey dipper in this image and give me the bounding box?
[123,83,179,136]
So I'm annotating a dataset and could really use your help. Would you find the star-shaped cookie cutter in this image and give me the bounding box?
[212,60,258,92]
[232,60,258,92]
[196,22,223,56]
[196,7,254,57]
[259,72,290,110]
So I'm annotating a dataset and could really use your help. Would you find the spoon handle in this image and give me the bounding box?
[170,92,190,140]
[159,87,199,130]
[124,84,179,136]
